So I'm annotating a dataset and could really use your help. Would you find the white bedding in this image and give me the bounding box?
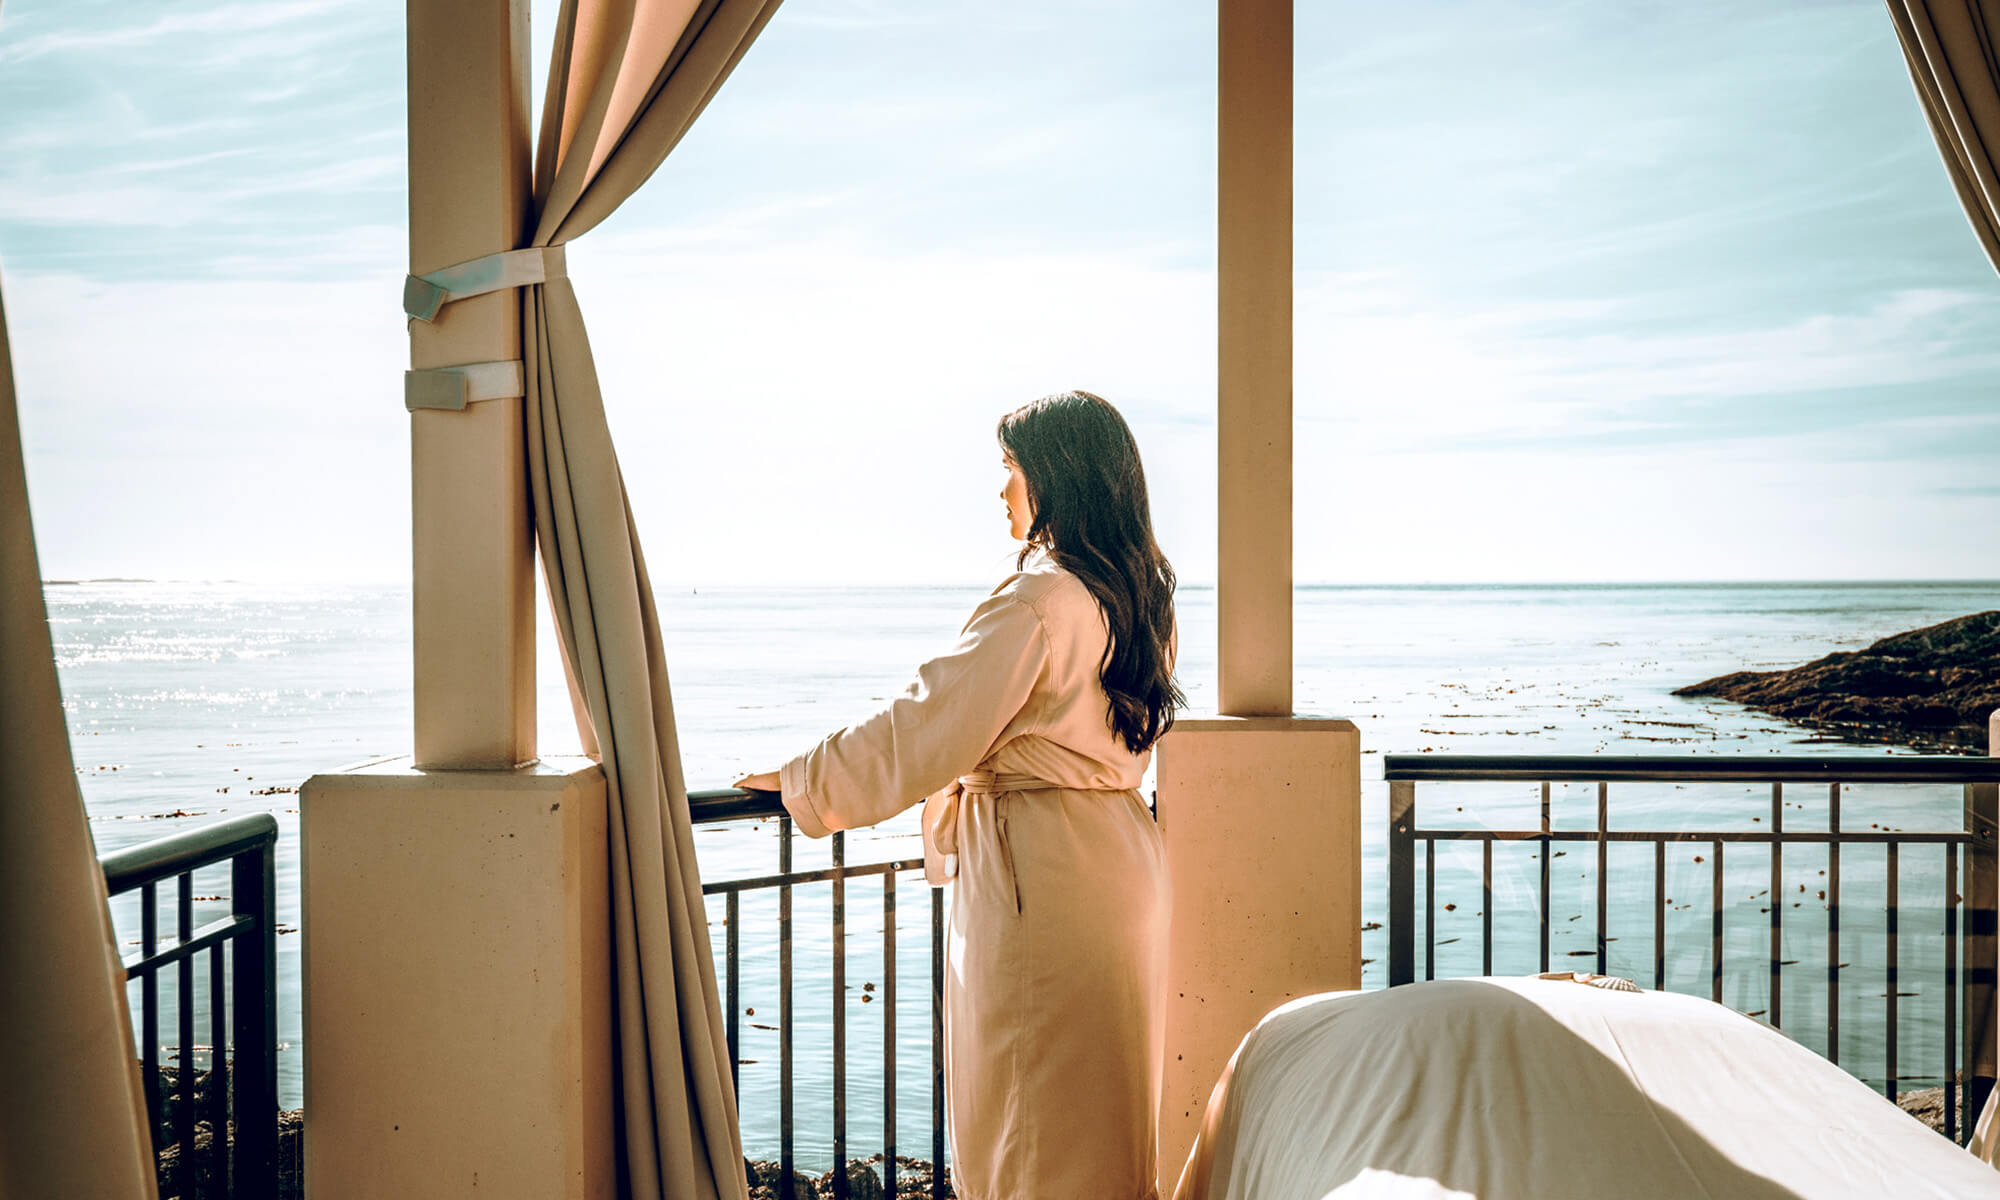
[1173,976,2000,1200]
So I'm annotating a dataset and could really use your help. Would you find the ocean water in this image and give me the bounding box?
[53,578,1998,1168]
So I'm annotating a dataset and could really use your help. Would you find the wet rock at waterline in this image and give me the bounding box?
[1676,611,2000,754]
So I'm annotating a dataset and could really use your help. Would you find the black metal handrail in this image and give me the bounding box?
[1385,754,2000,784]
[689,786,786,824]
[690,787,943,1200]
[1387,754,2000,1145]
[103,813,279,1199]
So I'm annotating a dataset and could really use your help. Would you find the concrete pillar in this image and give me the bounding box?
[1977,709,2000,1136]
[408,0,536,771]
[1154,0,1364,1187]
[302,6,612,1198]
[301,759,613,1198]
[1155,718,1361,1184]
[1217,0,1292,719]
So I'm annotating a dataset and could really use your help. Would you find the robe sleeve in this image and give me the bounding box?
[779,583,1051,838]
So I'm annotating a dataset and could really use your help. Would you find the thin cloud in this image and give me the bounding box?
[0,0,353,64]
[0,152,401,228]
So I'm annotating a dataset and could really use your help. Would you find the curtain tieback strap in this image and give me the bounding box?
[403,244,567,323]
[404,359,526,412]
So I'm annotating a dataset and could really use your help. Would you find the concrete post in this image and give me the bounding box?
[1217,0,1292,719]
[302,759,613,1198]
[1978,709,2000,1137]
[302,5,612,1197]
[407,0,537,771]
[1155,718,1361,1185]
[1155,2,1363,1187]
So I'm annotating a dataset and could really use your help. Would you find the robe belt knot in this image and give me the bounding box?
[921,769,1065,914]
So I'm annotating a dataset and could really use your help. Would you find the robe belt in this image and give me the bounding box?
[922,769,1068,913]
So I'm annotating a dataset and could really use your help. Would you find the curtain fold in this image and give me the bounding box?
[522,2,783,1196]
[1887,0,2000,271]
[0,275,159,1196]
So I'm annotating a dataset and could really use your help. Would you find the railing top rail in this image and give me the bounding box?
[99,811,278,895]
[688,787,783,825]
[1383,753,2000,784]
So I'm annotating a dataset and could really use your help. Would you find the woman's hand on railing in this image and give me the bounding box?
[734,770,780,793]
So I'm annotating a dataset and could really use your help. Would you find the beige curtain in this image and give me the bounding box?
[1886,0,2000,1154]
[523,1,783,1196]
[0,278,159,1195]
[1887,0,2000,271]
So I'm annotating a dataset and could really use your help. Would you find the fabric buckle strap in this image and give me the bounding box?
[404,359,527,412]
[403,244,567,323]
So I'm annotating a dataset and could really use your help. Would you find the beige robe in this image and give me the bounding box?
[782,552,1170,1200]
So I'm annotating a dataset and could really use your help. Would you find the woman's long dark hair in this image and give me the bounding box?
[999,390,1185,755]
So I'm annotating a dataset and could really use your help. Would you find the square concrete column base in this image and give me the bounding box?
[1155,716,1362,1188]
[301,756,612,1199]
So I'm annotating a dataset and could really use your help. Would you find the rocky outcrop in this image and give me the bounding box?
[147,1064,302,1199]
[746,1154,950,1199]
[1675,611,2000,753]
[1898,1085,1969,1137]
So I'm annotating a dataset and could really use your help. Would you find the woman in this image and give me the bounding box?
[735,389,1184,1200]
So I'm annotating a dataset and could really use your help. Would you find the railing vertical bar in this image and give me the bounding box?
[175,873,195,1198]
[1388,782,1415,986]
[780,817,795,1193]
[932,886,946,1200]
[1887,839,1899,1100]
[1424,840,1436,981]
[1948,841,1960,1143]
[142,883,160,1146]
[833,831,848,1200]
[1539,782,1552,973]
[727,890,740,1101]
[883,870,898,1200]
[1711,840,1724,1005]
[1654,840,1666,991]
[1596,781,1609,976]
[1829,783,1842,1067]
[1481,839,1493,977]
[1771,782,1783,1030]
[1967,780,1999,1137]
[230,824,276,1195]
[210,941,228,1196]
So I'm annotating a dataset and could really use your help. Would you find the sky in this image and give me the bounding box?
[2,0,1996,586]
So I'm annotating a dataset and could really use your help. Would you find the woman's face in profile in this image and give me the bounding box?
[1001,455,1032,541]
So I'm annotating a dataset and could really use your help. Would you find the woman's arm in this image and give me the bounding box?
[772,584,1051,838]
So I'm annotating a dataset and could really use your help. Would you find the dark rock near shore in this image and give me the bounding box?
[747,1155,950,1199]
[867,1154,953,1199]
[1675,611,2000,754]
[147,1063,302,1199]
[1899,1085,1972,1138]
[746,1157,821,1200]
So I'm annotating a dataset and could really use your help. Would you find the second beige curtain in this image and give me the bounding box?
[521,1,783,1196]
[1884,0,2000,1155]
[0,273,159,1196]
[1887,0,2000,271]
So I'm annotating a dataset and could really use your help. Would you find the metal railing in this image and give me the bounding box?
[102,813,280,1199]
[1386,754,2000,1143]
[690,787,944,1200]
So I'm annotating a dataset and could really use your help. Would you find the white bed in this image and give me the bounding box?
[1172,976,2000,1200]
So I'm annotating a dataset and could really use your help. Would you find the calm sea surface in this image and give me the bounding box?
[53,579,1998,1167]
